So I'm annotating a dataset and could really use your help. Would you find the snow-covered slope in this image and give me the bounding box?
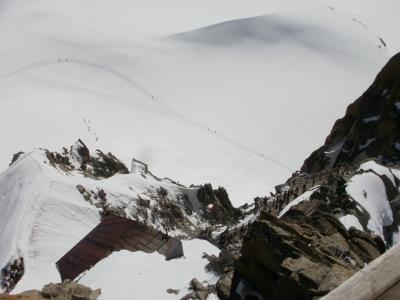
[0,150,99,292]
[0,145,224,295]
[79,240,219,300]
[1,0,397,205]
[318,0,400,54]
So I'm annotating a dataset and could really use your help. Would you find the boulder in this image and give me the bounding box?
[41,280,100,300]
[180,278,210,300]
[216,271,234,300]
[230,205,384,299]
[0,281,100,300]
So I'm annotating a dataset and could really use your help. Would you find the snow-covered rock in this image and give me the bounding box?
[345,161,400,242]
[0,144,236,295]
[278,159,400,245]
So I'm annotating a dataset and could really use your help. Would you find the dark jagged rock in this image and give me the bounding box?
[0,258,24,294]
[197,184,241,224]
[46,139,129,178]
[9,152,24,167]
[151,198,186,232]
[230,206,384,300]
[166,288,180,295]
[308,176,359,214]
[76,185,85,195]
[302,53,400,173]
[180,278,213,300]
[204,249,237,300]
[46,150,72,172]
[216,271,234,300]
[204,249,236,275]
[74,139,90,165]
[91,150,129,178]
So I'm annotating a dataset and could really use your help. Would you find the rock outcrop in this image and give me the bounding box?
[302,53,400,173]
[1,258,24,294]
[46,139,129,178]
[46,141,243,239]
[197,184,241,225]
[230,207,384,300]
[226,52,400,299]
[180,278,213,300]
[0,280,100,300]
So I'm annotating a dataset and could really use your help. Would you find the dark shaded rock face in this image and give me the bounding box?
[180,278,214,300]
[0,258,24,294]
[203,249,237,300]
[9,152,24,167]
[46,139,129,178]
[230,207,384,300]
[226,55,400,299]
[302,53,400,173]
[197,184,241,224]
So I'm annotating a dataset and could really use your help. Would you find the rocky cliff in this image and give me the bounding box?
[302,53,400,174]
[229,53,400,299]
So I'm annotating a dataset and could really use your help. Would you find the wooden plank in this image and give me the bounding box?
[321,243,400,300]
[376,281,400,300]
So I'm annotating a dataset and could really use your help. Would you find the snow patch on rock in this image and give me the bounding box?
[339,214,364,231]
[358,161,396,185]
[278,187,318,218]
[346,172,393,240]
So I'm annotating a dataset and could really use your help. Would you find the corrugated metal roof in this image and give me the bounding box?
[56,215,184,281]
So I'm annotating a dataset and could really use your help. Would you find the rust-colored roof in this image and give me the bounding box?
[56,216,184,281]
